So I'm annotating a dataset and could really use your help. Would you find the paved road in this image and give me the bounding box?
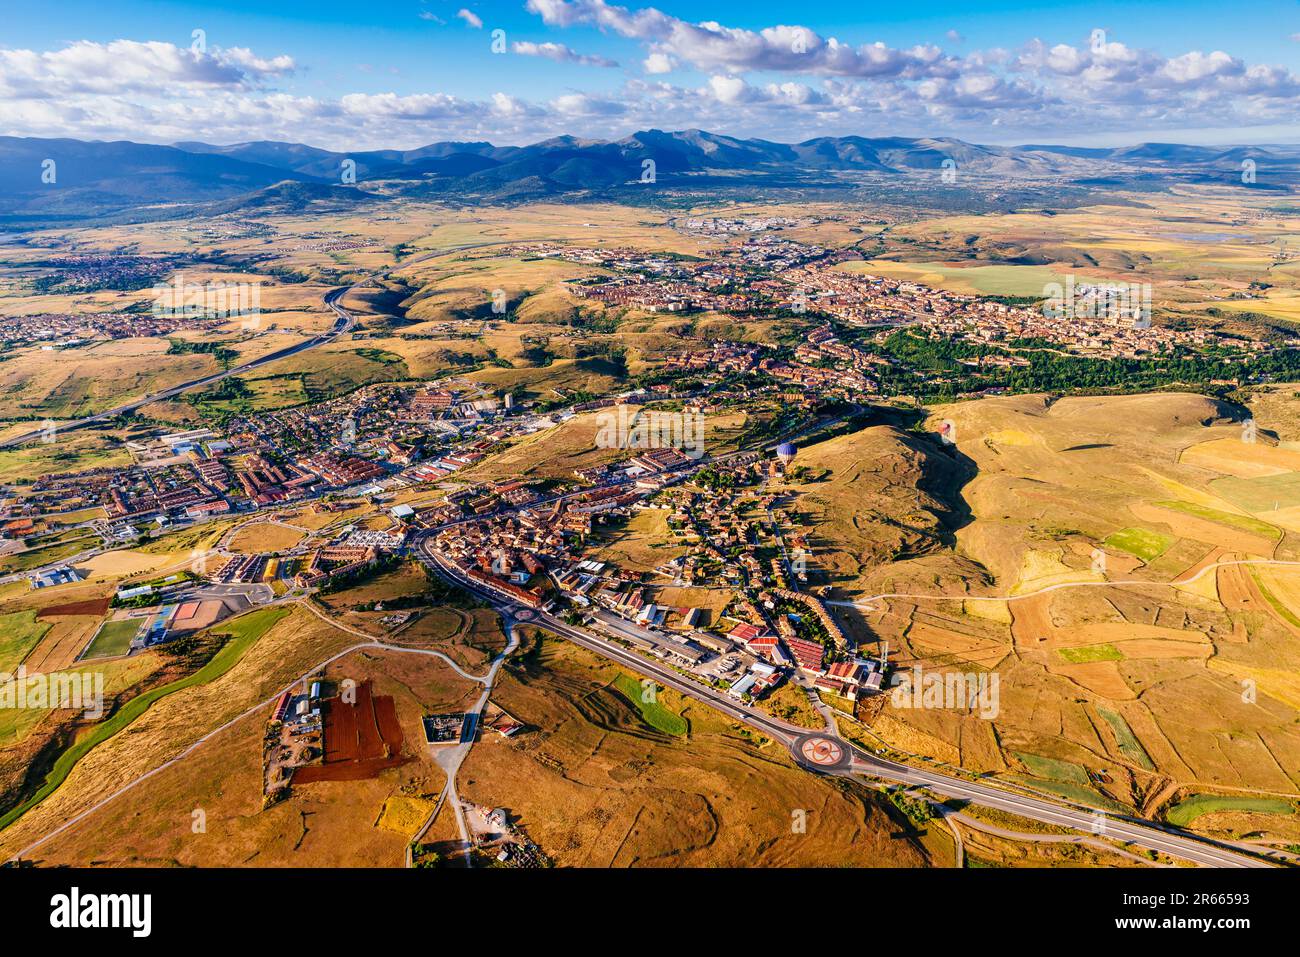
[0,286,359,451]
[417,540,1271,869]
[939,807,1164,868]
[407,615,521,868]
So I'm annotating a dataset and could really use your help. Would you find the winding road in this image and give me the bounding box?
[417,538,1273,869]
[0,286,359,451]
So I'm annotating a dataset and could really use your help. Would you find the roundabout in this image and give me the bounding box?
[792,733,852,772]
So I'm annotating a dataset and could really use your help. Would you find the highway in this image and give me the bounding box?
[0,285,359,450]
[417,538,1271,869]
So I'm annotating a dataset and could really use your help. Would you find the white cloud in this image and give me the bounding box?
[217,47,296,76]
[512,41,618,67]
[0,40,293,98]
[1,21,1298,149]
[707,74,748,103]
[340,91,475,120]
[525,0,959,79]
[519,3,1300,136]
[549,91,626,115]
[457,8,483,29]
[643,52,674,74]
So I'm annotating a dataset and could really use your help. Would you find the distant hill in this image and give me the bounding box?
[2,129,1296,223]
[0,136,323,219]
[171,129,1300,193]
[200,180,380,215]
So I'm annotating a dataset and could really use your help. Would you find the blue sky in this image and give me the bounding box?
[2,0,1297,148]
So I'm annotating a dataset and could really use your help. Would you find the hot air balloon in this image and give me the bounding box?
[776,442,797,467]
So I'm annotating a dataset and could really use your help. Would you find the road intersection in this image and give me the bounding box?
[418,538,1272,869]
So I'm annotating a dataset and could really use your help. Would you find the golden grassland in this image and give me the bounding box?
[836,260,1074,297]
[827,389,1300,819]
[779,422,971,607]
[0,605,360,859]
[869,187,1300,305]
[225,522,307,555]
[0,199,808,439]
[589,507,689,573]
[0,430,133,484]
[17,647,480,867]
[456,409,625,482]
[5,188,1294,448]
[390,605,510,673]
[0,653,164,747]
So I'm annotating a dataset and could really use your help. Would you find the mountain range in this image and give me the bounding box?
[1,129,1295,223]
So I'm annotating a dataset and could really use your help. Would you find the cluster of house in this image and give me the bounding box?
[523,233,1272,371]
[7,377,506,531]
[21,254,171,298]
[724,618,883,701]
[663,343,763,375]
[408,408,894,708]
[759,354,877,395]
[676,216,809,235]
[779,261,1236,359]
[293,527,407,588]
[509,236,833,316]
[0,309,216,346]
[433,500,590,610]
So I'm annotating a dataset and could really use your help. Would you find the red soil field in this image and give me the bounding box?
[37,597,111,619]
[294,679,409,783]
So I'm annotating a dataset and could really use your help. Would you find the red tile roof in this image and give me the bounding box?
[727,623,765,643]
[784,637,825,672]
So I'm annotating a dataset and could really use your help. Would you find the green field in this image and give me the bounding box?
[0,436,133,485]
[1103,526,1175,561]
[612,673,688,736]
[0,605,291,833]
[1251,572,1300,630]
[0,610,52,672]
[1154,500,1280,538]
[1097,708,1154,770]
[1011,751,1091,786]
[0,654,160,746]
[1208,473,1300,513]
[1165,794,1296,827]
[0,538,93,575]
[192,373,310,415]
[1010,753,1130,812]
[80,618,141,660]
[1006,774,1130,813]
[1059,643,1124,664]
